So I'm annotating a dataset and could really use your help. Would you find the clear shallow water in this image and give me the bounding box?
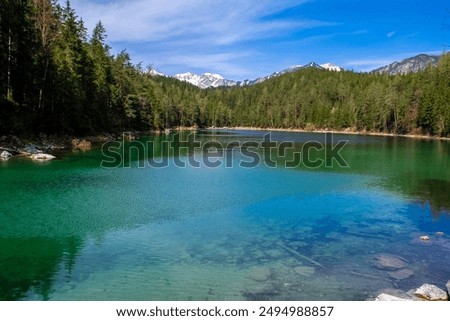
[0,130,449,300]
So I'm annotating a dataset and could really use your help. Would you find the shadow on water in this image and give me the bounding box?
[412,179,450,218]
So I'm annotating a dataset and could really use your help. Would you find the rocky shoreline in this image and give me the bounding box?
[0,133,117,161]
[0,128,198,161]
[0,132,140,161]
[374,282,450,301]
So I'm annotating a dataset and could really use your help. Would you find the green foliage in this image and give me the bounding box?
[0,1,449,137]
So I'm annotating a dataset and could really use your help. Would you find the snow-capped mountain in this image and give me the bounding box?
[150,62,343,89]
[236,62,343,87]
[147,68,165,77]
[371,54,440,75]
[320,63,342,72]
[174,72,237,89]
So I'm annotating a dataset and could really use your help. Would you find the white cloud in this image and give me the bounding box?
[68,0,335,79]
[71,0,317,44]
[387,31,396,38]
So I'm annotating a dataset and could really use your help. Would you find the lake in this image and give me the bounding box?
[0,130,449,300]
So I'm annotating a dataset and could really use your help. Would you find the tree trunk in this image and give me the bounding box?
[7,30,12,100]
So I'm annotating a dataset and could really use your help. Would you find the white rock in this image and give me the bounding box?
[30,153,56,161]
[446,281,450,297]
[0,150,12,159]
[375,293,408,301]
[414,284,448,301]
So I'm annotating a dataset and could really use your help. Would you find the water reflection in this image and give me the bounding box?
[0,130,448,300]
[114,130,450,215]
[0,237,82,300]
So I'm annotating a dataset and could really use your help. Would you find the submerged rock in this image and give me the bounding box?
[388,269,414,280]
[0,150,12,159]
[29,153,56,161]
[414,284,448,301]
[293,266,315,277]
[374,254,407,271]
[248,267,272,282]
[375,293,409,301]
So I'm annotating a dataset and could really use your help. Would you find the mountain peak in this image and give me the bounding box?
[204,73,224,79]
[174,72,236,89]
[320,63,342,72]
[372,54,440,75]
[167,61,345,88]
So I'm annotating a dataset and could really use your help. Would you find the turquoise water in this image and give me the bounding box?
[0,130,449,300]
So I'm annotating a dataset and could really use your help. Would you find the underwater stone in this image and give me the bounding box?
[293,266,315,277]
[248,267,271,282]
[414,284,448,301]
[388,269,414,280]
[374,254,407,270]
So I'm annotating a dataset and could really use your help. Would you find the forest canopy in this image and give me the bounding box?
[0,0,449,137]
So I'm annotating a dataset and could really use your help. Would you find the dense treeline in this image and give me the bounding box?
[1,0,449,137]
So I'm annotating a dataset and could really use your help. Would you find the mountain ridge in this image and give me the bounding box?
[372,54,440,75]
[148,54,441,89]
[150,62,343,88]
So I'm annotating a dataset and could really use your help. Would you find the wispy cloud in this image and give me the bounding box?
[69,0,336,79]
[344,59,394,72]
[387,31,396,38]
[72,0,320,44]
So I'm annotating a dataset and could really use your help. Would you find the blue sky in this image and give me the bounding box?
[70,0,450,80]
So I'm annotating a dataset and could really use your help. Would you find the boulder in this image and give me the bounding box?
[21,144,43,155]
[414,284,448,301]
[71,139,92,150]
[375,293,408,301]
[446,281,450,297]
[0,150,12,159]
[30,153,56,161]
[388,269,414,280]
[374,254,407,271]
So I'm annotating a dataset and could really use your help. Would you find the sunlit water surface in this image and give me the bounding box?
[0,130,449,300]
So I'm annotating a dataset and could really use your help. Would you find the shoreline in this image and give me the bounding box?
[204,126,450,141]
[1,125,448,157]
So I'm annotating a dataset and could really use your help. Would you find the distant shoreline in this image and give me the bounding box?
[201,126,450,141]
